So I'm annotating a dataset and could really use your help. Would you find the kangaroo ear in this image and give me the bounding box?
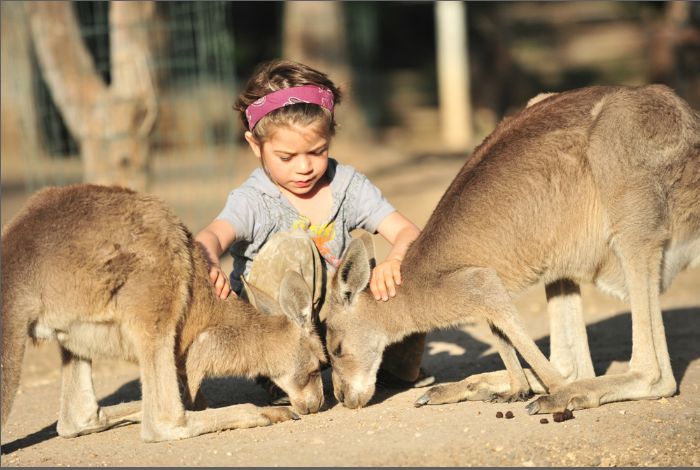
[335,237,371,306]
[241,276,281,316]
[357,231,377,271]
[279,271,314,330]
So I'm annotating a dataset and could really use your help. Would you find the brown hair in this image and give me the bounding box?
[234,59,343,143]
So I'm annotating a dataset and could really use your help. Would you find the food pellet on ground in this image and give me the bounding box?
[540,418,549,424]
[496,412,504,418]
[505,411,514,419]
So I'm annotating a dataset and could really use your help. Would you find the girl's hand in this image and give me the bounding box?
[370,259,402,301]
[209,265,234,299]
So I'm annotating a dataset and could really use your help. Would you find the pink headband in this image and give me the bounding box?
[245,85,335,130]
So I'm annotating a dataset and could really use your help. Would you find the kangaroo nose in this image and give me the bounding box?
[338,390,345,403]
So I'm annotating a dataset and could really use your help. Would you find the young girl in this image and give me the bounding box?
[195,59,434,404]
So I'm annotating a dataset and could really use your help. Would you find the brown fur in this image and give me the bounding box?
[1,184,326,442]
[325,85,700,413]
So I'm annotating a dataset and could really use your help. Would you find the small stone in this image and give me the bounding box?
[462,427,470,433]
[619,410,626,415]
[505,411,514,419]
[496,412,504,418]
[415,433,421,437]
[495,446,504,452]
[540,418,549,424]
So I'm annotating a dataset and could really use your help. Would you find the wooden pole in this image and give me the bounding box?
[435,1,472,151]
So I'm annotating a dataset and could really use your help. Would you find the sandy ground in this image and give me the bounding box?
[1,141,699,467]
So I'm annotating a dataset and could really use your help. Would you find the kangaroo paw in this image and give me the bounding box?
[259,406,300,424]
[485,390,531,404]
[414,382,494,407]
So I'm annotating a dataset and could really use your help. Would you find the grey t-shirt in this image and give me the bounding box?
[216,158,396,295]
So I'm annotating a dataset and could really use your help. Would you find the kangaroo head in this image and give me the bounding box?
[243,271,326,414]
[326,233,389,409]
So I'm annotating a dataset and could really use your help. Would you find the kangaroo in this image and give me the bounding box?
[1,184,326,442]
[325,84,700,414]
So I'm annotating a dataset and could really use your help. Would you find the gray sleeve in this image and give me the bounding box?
[214,188,262,242]
[353,174,397,234]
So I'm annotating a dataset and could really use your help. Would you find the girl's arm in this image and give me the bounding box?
[372,211,421,301]
[194,219,237,299]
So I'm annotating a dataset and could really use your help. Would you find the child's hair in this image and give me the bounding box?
[234,59,343,143]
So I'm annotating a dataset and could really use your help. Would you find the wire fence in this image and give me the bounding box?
[11,1,239,233]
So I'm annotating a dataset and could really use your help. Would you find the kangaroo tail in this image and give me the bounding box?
[1,294,28,427]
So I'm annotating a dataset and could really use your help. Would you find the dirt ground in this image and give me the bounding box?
[1,141,699,467]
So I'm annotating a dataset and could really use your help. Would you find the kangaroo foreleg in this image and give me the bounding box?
[414,368,549,407]
[137,335,298,442]
[415,267,565,407]
[482,324,531,402]
[417,278,595,407]
[57,347,141,438]
[184,404,299,437]
[178,372,208,412]
[465,267,567,393]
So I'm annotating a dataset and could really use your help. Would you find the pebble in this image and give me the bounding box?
[540,418,549,424]
[505,411,514,419]
[496,412,504,418]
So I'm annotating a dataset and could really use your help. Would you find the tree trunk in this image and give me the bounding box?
[283,1,368,140]
[1,1,43,189]
[26,1,157,190]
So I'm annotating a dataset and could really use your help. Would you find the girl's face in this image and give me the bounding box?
[245,124,330,198]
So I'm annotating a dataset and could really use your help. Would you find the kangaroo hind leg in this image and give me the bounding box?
[528,101,680,414]
[528,242,675,414]
[57,347,142,438]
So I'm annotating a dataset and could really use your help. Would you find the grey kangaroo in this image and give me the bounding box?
[325,85,700,414]
[1,184,326,442]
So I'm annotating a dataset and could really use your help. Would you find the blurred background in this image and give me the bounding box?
[2,1,700,234]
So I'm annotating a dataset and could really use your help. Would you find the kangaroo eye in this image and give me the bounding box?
[333,343,342,357]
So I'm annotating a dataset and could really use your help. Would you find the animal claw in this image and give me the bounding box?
[484,395,498,403]
[414,392,430,408]
[525,400,540,415]
[291,412,300,420]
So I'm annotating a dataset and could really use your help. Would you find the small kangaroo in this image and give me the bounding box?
[325,84,700,414]
[1,184,326,442]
